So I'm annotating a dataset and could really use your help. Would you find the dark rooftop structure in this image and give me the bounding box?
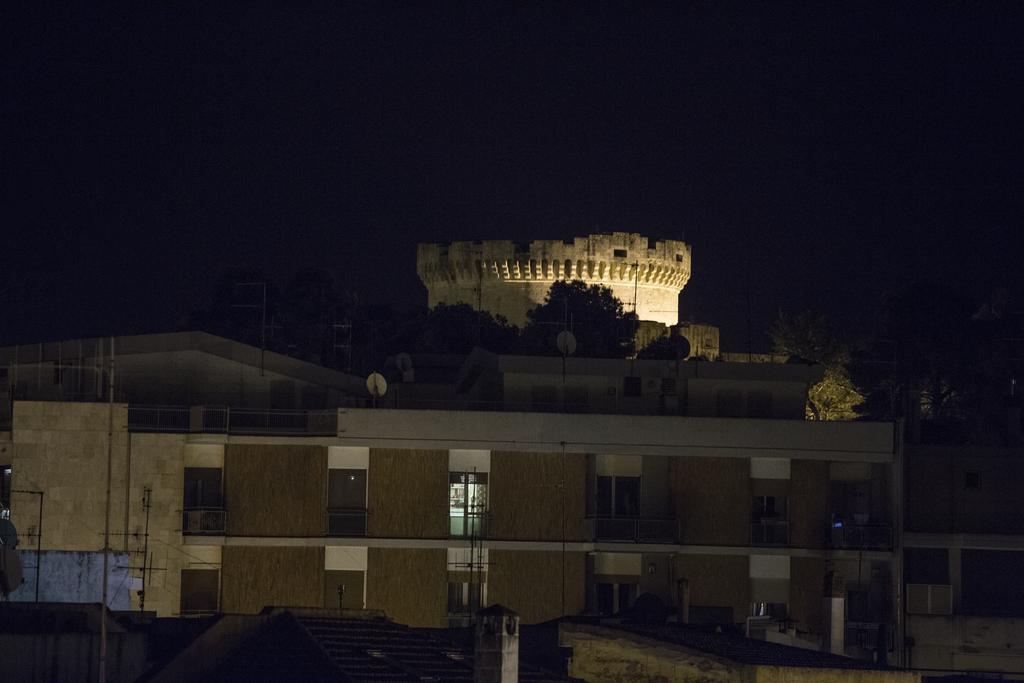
[611,622,890,671]
[145,609,573,683]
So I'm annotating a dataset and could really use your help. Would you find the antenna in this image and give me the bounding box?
[139,487,152,612]
[332,321,353,372]
[233,282,268,376]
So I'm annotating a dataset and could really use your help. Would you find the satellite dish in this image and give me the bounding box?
[395,353,413,373]
[365,372,388,399]
[556,330,577,356]
[673,335,691,360]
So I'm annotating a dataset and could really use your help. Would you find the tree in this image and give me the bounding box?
[771,310,864,421]
[852,283,1022,443]
[382,304,517,356]
[518,280,638,358]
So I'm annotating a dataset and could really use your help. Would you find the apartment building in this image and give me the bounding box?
[902,442,1024,677]
[0,332,900,665]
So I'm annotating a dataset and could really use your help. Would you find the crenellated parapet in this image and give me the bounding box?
[417,232,691,326]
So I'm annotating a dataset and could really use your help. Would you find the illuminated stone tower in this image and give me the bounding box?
[417,232,691,326]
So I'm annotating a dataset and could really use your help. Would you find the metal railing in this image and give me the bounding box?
[830,523,892,550]
[586,517,678,543]
[449,511,489,539]
[182,507,227,535]
[128,405,190,432]
[128,405,336,436]
[750,519,790,546]
[845,621,883,650]
[228,408,335,435]
[326,508,368,536]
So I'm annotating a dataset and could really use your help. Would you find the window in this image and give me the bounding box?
[183,468,222,509]
[751,496,789,545]
[449,472,488,538]
[613,249,628,258]
[1,465,11,511]
[596,475,640,518]
[596,582,637,616]
[752,602,788,619]
[675,254,683,262]
[182,469,225,535]
[752,495,788,520]
[180,569,219,614]
[623,376,642,397]
[447,581,483,616]
[327,469,367,536]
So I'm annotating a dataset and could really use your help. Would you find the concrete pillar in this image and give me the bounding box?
[948,547,962,614]
[475,604,519,683]
[822,571,845,655]
[678,578,690,624]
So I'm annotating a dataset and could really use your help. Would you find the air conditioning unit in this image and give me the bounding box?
[906,583,952,615]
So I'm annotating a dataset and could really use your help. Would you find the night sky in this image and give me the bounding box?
[4,3,1023,350]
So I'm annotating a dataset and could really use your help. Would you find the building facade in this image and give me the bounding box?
[901,442,1024,676]
[0,333,903,668]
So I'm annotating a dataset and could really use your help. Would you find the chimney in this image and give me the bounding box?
[474,604,519,683]
[822,571,845,655]
[677,578,690,624]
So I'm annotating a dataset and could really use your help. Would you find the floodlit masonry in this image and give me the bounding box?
[416,232,691,326]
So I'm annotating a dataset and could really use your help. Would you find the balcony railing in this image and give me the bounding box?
[183,507,227,535]
[129,405,190,432]
[830,523,892,550]
[449,511,488,539]
[845,621,883,650]
[586,517,678,544]
[326,508,368,537]
[128,405,336,436]
[750,519,789,546]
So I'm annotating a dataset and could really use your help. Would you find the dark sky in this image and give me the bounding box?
[3,3,1022,350]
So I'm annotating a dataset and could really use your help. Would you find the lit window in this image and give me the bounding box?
[449,472,488,538]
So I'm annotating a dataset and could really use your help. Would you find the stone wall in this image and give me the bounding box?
[9,402,196,617]
[417,233,691,326]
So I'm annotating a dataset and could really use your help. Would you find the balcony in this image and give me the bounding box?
[449,511,488,539]
[845,621,884,651]
[182,507,227,535]
[326,508,368,537]
[830,523,892,550]
[750,519,789,546]
[127,405,336,436]
[586,517,678,544]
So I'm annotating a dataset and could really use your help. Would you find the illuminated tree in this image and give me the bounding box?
[771,310,864,421]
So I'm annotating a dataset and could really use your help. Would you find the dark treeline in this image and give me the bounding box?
[183,268,638,369]
[185,269,1022,444]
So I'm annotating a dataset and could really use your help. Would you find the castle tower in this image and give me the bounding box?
[416,232,691,327]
